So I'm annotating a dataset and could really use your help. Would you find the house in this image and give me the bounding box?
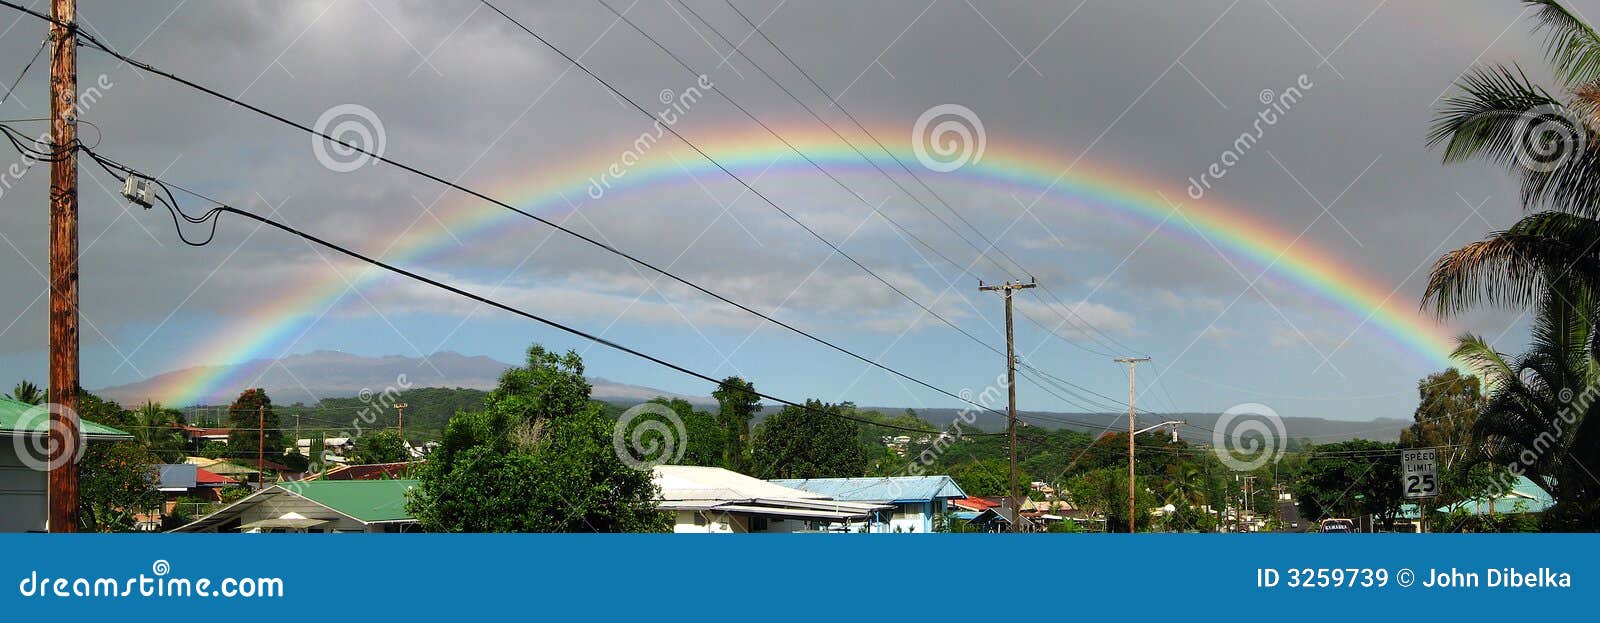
[1453,476,1554,516]
[175,424,230,450]
[295,437,355,462]
[182,456,258,481]
[1,397,135,532]
[170,479,419,533]
[770,476,967,533]
[154,463,238,503]
[654,465,888,533]
[307,462,415,481]
[967,505,1036,533]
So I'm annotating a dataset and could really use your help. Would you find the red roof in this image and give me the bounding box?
[951,497,1001,512]
[310,462,416,481]
[177,424,230,438]
[193,467,236,485]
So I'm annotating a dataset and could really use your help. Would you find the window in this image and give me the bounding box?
[750,517,769,532]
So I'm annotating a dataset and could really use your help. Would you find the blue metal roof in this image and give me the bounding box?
[1453,476,1554,515]
[769,476,966,503]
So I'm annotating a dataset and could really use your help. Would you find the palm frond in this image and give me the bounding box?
[1452,333,1517,391]
[1422,211,1600,316]
[1428,64,1564,164]
[1526,0,1600,86]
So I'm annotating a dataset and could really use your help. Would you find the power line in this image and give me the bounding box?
[480,0,1008,357]
[0,34,45,108]
[716,0,1140,359]
[71,144,1006,438]
[0,0,1022,423]
[668,0,1124,359]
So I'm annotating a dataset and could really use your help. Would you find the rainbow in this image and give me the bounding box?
[143,121,1457,405]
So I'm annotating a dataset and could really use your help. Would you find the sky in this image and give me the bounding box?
[0,0,1582,420]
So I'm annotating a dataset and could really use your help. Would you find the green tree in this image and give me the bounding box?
[751,400,869,479]
[129,401,187,463]
[712,376,759,473]
[351,430,409,464]
[224,389,285,465]
[949,458,1029,499]
[1402,369,1503,520]
[73,392,161,532]
[1453,289,1600,529]
[646,397,724,467]
[407,344,668,532]
[9,380,43,405]
[1065,467,1157,532]
[1295,440,1405,530]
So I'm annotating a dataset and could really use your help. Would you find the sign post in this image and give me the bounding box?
[1402,448,1439,532]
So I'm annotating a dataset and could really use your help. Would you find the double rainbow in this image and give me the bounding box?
[142,122,1456,405]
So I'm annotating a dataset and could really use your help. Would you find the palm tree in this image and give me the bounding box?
[130,401,187,463]
[9,380,43,405]
[1452,280,1600,527]
[1425,1,1600,314]
[1426,0,1600,528]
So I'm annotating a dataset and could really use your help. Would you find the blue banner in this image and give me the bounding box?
[2,534,1588,618]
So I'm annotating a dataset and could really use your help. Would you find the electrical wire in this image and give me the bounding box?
[72,144,1005,437]
[0,34,45,108]
[716,0,1141,358]
[0,0,1024,424]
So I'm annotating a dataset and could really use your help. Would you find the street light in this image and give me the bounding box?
[1127,420,1184,532]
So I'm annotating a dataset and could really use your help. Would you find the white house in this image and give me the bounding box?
[653,465,888,533]
[1,397,134,532]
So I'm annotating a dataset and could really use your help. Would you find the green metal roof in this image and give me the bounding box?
[281,479,418,523]
[0,396,133,439]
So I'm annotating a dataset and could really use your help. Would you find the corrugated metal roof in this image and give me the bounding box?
[769,476,967,502]
[653,465,832,502]
[0,397,133,439]
[282,479,418,523]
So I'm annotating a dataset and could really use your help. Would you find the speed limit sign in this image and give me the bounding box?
[1401,448,1439,499]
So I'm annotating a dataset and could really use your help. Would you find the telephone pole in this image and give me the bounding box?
[979,278,1034,531]
[257,404,265,487]
[1115,356,1150,533]
[46,0,79,533]
[394,403,407,440]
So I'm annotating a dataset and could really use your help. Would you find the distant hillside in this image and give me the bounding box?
[95,350,707,407]
[99,352,1410,443]
[870,408,1411,444]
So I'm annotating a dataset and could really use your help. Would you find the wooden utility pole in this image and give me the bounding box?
[1115,356,1150,533]
[257,404,265,487]
[979,278,1034,531]
[394,403,407,439]
[46,0,79,533]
